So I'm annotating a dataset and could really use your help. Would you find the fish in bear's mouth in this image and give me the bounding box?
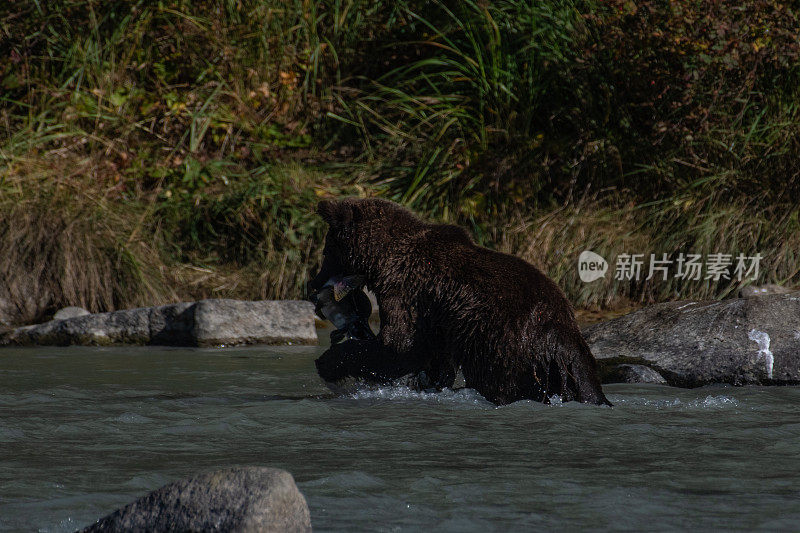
[309,274,375,344]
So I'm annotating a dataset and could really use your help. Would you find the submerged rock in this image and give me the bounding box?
[80,467,311,533]
[0,299,316,347]
[585,292,800,387]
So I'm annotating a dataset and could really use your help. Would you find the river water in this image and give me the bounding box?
[1,343,799,532]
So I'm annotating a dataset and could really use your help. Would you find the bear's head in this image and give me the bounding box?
[316,197,423,277]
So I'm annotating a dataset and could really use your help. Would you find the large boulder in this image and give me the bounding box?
[80,467,311,533]
[585,292,800,387]
[193,299,316,346]
[3,307,154,346]
[0,299,316,347]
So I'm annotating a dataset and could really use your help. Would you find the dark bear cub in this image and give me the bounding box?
[311,197,610,406]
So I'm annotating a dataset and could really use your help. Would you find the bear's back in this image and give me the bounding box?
[417,224,572,324]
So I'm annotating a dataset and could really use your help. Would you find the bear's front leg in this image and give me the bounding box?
[315,339,421,385]
[376,295,456,390]
[376,294,418,355]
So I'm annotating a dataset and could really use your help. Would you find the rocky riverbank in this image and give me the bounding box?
[587,292,800,386]
[0,299,316,347]
[3,292,800,390]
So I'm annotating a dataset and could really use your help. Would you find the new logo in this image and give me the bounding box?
[578,250,608,283]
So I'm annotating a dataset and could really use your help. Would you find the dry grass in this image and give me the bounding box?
[0,199,174,323]
[0,146,369,322]
[500,197,800,309]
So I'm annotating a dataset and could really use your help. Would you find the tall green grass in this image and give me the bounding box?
[1,0,799,323]
[0,1,381,321]
[332,0,800,214]
[333,0,591,218]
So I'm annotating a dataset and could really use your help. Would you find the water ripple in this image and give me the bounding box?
[1,347,799,532]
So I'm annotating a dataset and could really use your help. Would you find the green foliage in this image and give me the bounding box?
[327,0,800,218]
[154,162,365,299]
[332,0,591,217]
[1,0,799,317]
[582,0,800,201]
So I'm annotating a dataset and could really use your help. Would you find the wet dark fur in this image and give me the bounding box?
[312,197,610,406]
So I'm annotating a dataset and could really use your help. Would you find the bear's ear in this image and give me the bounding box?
[317,199,354,225]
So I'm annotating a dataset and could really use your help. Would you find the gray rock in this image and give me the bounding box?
[602,363,667,385]
[0,299,316,347]
[194,299,316,346]
[584,292,800,387]
[53,306,90,321]
[739,284,794,298]
[148,302,198,346]
[80,467,311,533]
[3,305,175,346]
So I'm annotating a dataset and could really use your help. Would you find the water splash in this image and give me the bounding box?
[610,394,739,409]
[693,395,740,408]
[548,394,564,407]
[748,329,774,379]
[348,387,571,408]
[349,386,488,405]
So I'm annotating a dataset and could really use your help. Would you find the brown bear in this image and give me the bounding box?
[310,197,610,406]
